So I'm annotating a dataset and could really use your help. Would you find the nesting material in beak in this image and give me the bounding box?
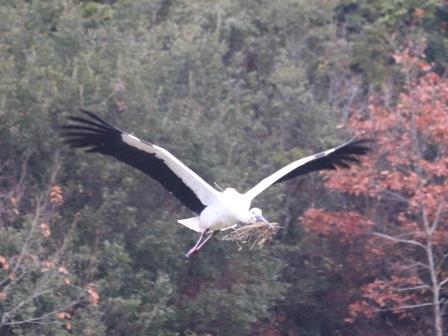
[223,221,279,249]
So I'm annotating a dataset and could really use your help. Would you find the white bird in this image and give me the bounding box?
[61,110,371,257]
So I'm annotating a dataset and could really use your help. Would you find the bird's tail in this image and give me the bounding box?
[177,217,202,232]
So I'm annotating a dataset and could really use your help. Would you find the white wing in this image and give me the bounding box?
[122,133,220,207]
[244,138,371,201]
[62,109,220,214]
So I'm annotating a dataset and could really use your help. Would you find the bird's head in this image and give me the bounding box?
[248,208,267,224]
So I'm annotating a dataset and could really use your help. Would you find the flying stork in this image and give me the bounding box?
[61,110,371,257]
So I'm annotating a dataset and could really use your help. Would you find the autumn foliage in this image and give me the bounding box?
[302,46,448,334]
[0,163,98,330]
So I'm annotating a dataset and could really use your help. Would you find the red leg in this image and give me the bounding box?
[186,232,205,257]
[195,231,214,252]
[186,230,213,257]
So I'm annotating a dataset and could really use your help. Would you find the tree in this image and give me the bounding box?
[5,0,448,334]
[0,153,105,335]
[302,42,448,335]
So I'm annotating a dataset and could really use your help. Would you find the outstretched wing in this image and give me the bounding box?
[61,109,220,214]
[244,138,371,200]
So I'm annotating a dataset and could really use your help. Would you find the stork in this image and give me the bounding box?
[61,110,371,257]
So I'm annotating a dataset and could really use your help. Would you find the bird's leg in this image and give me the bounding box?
[195,231,214,252]
[186,230,208,257]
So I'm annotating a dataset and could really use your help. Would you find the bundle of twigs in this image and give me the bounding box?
[223,221,279,249]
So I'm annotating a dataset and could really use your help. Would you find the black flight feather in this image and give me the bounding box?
[60,109,206,214]
[274,138,372,184]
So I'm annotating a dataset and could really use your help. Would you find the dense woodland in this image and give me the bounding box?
[1,0,448,335]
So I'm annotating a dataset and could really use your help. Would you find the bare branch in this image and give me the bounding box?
[0,264,41,292]
[438,277,448,289]
[0,154,80,329]
[437,252,448,272]
[2,298,80,327]
[372,232,426,249]
[395,231,424,239]
[3,154,63,289]
[396,260,430,271]
[430,201,445,233]
[377,302,434,312]
[394,285,432,292]
[400,256,430,270]
[1,289,54,326]
[381,190,410,204]
[422,206,431,234]
[8,196,44,283]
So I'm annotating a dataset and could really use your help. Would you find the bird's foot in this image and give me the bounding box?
[186,247,198,258]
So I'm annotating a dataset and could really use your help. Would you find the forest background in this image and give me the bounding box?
[1,0,448,335]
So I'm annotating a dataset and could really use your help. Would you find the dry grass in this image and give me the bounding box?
[223,221,280,249]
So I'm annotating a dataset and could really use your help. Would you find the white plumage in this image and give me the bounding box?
[62,109,371,256]
[122,133,220,207]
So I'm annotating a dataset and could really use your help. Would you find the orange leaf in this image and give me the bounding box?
[40,223,51,238]
[41,260,54,272]
[414,8,425,18]
[58,266,69,274]
[87,283,100,305]
[10,196,18,207]
[50,185,64,206]
[0,256,10,270]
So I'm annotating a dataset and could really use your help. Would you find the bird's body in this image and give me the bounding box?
[61,109,371,256]
[186,188,251,232]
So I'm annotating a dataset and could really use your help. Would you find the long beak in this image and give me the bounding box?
[255,214,268,223]
[255,214,275,229]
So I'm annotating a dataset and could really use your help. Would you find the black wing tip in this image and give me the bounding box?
[78,109,118,129]
[342,137,374,153]
[344,137,375,147]
[78,108,102,121]
[60,109,122,151]
[331,137,374,170]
